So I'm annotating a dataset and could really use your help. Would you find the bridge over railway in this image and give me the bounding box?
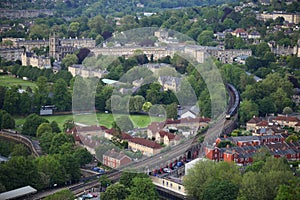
[0,130,42,157]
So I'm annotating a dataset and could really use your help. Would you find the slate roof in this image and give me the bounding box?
[129,138,162,149]
[103,149,131,161]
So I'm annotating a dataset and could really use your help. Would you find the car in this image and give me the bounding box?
[163,168,171,173]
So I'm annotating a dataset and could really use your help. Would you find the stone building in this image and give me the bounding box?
[0,47,24,61]
[21,52,51,69]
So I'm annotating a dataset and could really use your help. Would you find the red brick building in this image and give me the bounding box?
[103,149,132,169]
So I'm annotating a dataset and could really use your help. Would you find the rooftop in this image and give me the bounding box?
[0,186,37,200]
[129,138,162,149]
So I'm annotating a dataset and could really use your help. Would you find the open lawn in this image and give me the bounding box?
[15,112,164,130]
[0,75,36,89]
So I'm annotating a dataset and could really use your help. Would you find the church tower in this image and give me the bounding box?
[49,33,58,60]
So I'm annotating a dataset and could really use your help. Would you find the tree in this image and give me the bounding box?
[10,144,30,157]
[0,110,15,129]
[36,155,67,187]
[88,15,105,34]
[184,160,241,199]
[201,179,239,200]
[63,120,75,132]
[49,133,75,154]
[120,172,148,187]
[68,22,80,37]
[52,78,71,111]
[62,54,78,69]
[99,175,112,189]
[37,123,52,137]
[285,135,298,143]
[0,156,42,191]
[126,177,158,200]
[197,30,215,46]
[73,147,93,166]
[165,103,178,119]
[238,157,296,200]
[3,86,20,115]
[29,24,50,39]
[22,114,49,136]
[282,107,293,115]
[239,100,259,124]
[44,189,74,200]
[34,76,49,110]
[76,48,90,64]
[0,86,7,110]
[129,95,145,113]
[59,153,81,183]
[275,180,300,200]
[40,132,56,154]
[102,183,129,200]
[50,121,61,133]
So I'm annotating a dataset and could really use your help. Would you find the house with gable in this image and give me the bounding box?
[128,138,162,156]
[155,130,180,146]
[246,116,262,131]
[103,149,132,169]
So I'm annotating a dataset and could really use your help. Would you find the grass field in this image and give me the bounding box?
[0,75,36,89]
[15,113,164,130]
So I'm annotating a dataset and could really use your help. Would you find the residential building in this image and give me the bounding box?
[128,138,162,156]
[103,149,132,169]
[21,52,51,69]
[272,115,299,128]
[246,116,262,131]
[216,134,285,147]
[257,12,300,24]
[158,76,181,92]
[231,28,248,39]
[155,130,179,146]
[178,105,199,119]
[0,47,24,61]
[68,64,108,78]
[205,136,300,165]
[0,9,53,19]
[104,128,133,141]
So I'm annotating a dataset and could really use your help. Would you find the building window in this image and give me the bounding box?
[178,186,181,190]
[170,183,172,188]
[162,180,164,185]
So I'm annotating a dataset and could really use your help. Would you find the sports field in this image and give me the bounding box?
[0,75,36,89]
[15,112,164,130]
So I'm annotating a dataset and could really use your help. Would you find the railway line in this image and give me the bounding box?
[0,130,41,157]
[3,83,240,199]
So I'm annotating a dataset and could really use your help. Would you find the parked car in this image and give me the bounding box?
[163,168,171,173]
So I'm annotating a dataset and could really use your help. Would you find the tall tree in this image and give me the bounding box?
[22,114,49,136]
[62,54,78,69]
[239,100,259,124]
[52,78,71,111]
[36,123,52,137]
[3,86,20,115]
[34,76,49,110]
[126,177,158,200]
[102,183,129,200]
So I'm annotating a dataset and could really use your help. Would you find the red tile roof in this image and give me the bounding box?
[129,138,162,149]
[105,128,133,140]
[66,125,107,133]
[256,120,268,126]
[147,122,165,133]
[274,116,299,122]
[158,130,176,140]
[247,117,262,124]
[103,149,131,161]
